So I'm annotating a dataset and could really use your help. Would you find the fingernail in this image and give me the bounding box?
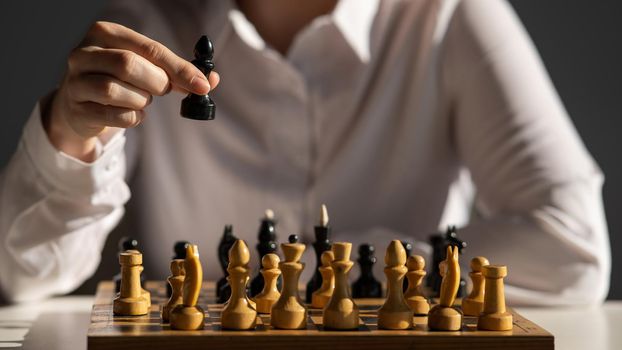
[190,75,210,94]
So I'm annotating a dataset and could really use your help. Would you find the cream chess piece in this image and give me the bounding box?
[113,250,149,316]
[162,259,185,322]
[255,253,281,314]
[477,265,513,331]
[404,255,430,315]
[221,240,257,329]
[462,257,489,316]
[378,240,413,330]
[428,246,462,331]
[271,235,307,329]
[323,242,359,330]
[311,250,335,309]
[170,244,205,330]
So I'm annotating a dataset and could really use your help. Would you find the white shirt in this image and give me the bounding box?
[0,0,610,305]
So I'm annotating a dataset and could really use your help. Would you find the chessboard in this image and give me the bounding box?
[88,281,553,350]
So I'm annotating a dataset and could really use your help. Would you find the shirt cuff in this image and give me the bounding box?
[21,100,127,195]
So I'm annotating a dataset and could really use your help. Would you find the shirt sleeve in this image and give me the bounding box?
[440,0,610,305]
[0,0,152,303]
[0,98,130,303]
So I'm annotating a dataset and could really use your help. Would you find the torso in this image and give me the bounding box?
[120,0,470,280]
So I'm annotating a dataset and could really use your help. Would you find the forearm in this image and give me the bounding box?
[441,0,611,305]
[460,179,610,306]
[0,206,125,303]
[0,101,130,303]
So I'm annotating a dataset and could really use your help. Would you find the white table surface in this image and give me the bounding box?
[1,296,621,349]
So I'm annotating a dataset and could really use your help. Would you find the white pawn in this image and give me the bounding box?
[255,253,281,314]
[323,242,359,330]
[462,256,489,316]
[404,255,430,315]
[311,250,335,309]
[161,259,185,323]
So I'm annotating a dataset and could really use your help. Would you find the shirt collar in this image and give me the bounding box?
[225,0,380,62]
[331,0,379,62]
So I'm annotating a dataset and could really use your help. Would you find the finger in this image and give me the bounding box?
[67,74,152,110]
[71,101,146,130]
[171,71,221,94]
[68,46,170,96]
[84,21,210,94]
[208,71,220,90]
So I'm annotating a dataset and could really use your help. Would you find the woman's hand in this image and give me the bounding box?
[45,21,220,161]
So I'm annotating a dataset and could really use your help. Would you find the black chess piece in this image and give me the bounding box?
[427,234,445,298]
[166,241,189,297]
[113,237,144,293]
[401,240,413,292]
[305,221,332,303]
[216,225,239,303]
[249,212,280,297]
[121,237,138,251]
[288,234,299,243]
[426,226,468,298]
[180,35,216,120]
[445,225,467,253]
[352,244,382,298]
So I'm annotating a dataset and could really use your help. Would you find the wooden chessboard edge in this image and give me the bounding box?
[88,279,554,350]
[88,335,553,350]
[89,281,554,337]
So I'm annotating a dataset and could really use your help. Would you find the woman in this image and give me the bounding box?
[0,0,610,305]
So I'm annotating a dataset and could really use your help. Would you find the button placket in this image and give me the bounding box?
[105,156,119,173]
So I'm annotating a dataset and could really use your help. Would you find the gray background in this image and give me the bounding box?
[0,1,620,299]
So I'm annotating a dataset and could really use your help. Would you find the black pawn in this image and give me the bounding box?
[216,225,239,303]
[352,244,382,298]
[113,237,144,293]
[306,224,331,303]
[249,213,280,297]
[166,241,189,297]
[180,35,216,120]
[288,234,299,243]
[401,241,413,292]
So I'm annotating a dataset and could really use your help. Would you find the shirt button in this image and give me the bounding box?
[105,156,119,172]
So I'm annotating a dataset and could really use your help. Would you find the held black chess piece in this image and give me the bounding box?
[166,241,189,297]
[250,210,281,297]
[352,243,382,298]
[401,241,413,292]
[180,35,216,120]
[306,204,332,303]
[427,226,467,298]
[113,237,145,293]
